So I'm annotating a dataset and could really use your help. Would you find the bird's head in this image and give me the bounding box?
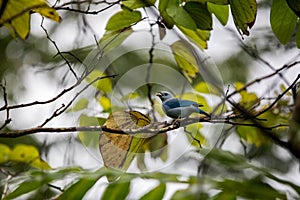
[156,91,174,102]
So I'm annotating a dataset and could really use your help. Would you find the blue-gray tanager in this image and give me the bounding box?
[156,91,210,119]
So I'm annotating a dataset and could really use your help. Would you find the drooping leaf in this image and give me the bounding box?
[171,40,199,82]
[158,0,175,29]
[139,183,166,200]
[166,3,197,30]
[194,81,220,95]
[207,3,229,26]
[99,111,151,171]
[99,28,133,52]
[0,0,61,39]
[270,0,298,44]
[183,2,212,30]
[177,25,210,49]
[101,178,131,200]
[229,0,257,35]
[105,9,142,31]
[78,114,100,149]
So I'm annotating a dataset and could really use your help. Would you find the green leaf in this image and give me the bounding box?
[229,0,257,35]
[0,0,61,39]
[236,125,269,146]
[172,186,207,200]
[216,176,286,199]
[120,92,140,101]
[58,178,99,200]
[141,133,168,161]
[207,3,229,26]
[101,179,131,200]
[122,0,156,9]
[78,114,100,149]
[207,0,229,4]
[183,2,212,30]
[185,123,206,147]
[70,98,89,112]
[166,3,197,30]
[158,0,175,29]
[4,175,53,200]
[200,148,251,169]
[99,28,133,52]
[297,24,300,48]
[105,9,142,31]
[85,70,113,93]
[270,0,298,44]
[286,0,300,17]
[139,183,166,200]
[171,40,199,82]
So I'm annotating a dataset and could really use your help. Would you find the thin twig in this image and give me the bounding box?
[0,82,11,130]
[40,18,78,80]
[39,74,118,127]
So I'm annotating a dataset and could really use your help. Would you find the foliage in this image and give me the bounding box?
[0,0,61,39]
[0,0,300,199]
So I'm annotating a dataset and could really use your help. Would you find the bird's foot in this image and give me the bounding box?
[172,119,181,128]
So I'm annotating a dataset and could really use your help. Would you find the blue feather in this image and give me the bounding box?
[156,91,210,119]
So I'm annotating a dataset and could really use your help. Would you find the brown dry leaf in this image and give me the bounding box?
[99,111,151,171]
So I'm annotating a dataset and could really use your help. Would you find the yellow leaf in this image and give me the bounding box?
[171,40,199,82]
[186,123,206,147]
[178,25,210,49]
[236,125,269,146]
[0,0,61,39]
[180,92,211,112]
[0,144,11,163]
[99,96,111,111]
[194,81,220,95]
[34,6,61,22]
[99,111,151,171]
[9,144,52,170]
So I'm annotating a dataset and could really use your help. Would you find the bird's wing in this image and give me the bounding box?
[165,99,198,107]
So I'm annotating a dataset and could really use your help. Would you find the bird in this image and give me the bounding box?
[156,91,210,119]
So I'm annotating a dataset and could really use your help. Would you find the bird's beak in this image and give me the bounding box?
[156,92,162,97]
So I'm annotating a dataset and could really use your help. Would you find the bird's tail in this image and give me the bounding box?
[198,109,211,118]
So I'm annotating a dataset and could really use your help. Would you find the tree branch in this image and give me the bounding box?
[0,116,287,138]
